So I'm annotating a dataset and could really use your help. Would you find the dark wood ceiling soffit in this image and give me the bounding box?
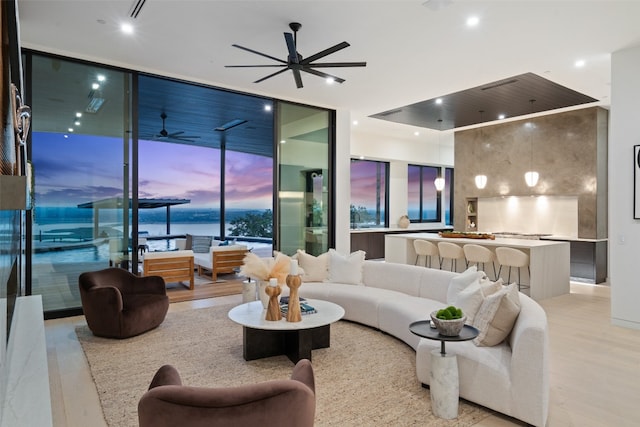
[370,73,598,131]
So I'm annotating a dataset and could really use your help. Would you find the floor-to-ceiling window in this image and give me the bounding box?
[350,159,388,228]
[277,102,333,256]
[136,75,274,254]
[29,54,131,313]
[25,51,334,316]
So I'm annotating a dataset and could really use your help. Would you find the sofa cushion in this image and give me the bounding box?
[185,234,213,253]
[378,296,444,350]
[446,266,483,304]
[480,276,505,296]
[296,250,329,282]
[473,282,521,347]
[362,261,422,297]
[327,249,365,285]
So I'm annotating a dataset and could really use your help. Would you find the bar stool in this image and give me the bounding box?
[463,244,497,279]
[437,242,465,272]
[413,239,439,268]
[495,247,530,291]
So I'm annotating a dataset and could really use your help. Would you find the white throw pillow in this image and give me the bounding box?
[296,250,329,282]
[446,266,483,304]
[479,276,504,297]
[472,282,521,347]
[327,249,366,285]
[453,279,484,325]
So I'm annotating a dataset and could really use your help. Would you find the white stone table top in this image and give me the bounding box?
[228,299,344,331]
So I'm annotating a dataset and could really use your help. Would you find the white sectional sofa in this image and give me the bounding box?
[292,259,549,427]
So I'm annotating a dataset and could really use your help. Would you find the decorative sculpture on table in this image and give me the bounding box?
[265,278,282,321]
[286,259,302,322]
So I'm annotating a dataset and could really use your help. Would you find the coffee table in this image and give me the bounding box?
[228,299,345,363]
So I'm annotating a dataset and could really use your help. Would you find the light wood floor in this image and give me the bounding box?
[45,283,640,427]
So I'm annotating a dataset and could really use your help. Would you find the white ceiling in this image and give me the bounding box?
[16,0,640,142]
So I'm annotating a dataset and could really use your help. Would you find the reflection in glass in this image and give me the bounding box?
[277,102,330,256]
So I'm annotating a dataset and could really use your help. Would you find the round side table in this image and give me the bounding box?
[409,321,479,420]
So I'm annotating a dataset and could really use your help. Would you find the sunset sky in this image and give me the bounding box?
[32,132,273,209]
[33,132,383,212]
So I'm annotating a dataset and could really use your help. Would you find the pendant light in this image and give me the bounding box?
[524,99,539,187]
[434,119,445,191]
[475,174,488,189]
[474,110,488,189]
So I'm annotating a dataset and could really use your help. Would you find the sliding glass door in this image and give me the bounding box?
[29,54,131,313]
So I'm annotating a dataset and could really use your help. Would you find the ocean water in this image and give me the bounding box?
[32,206,272,264]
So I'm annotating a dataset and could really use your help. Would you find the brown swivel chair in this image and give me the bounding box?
[79,267,169,339]
[138,359,316,427]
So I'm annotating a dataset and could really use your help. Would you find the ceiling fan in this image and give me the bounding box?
[225,22,366,89]
[149,113,200,142]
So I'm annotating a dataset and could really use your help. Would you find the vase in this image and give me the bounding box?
[257,281,270,309]
[398,215,410,229]
[285,274,302,322]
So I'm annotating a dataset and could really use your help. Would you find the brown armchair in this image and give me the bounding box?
[138,359,316,427]
[79,267,169,339]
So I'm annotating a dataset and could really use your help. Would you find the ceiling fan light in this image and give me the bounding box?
[524,171,539,187]
[475,174,487,189]
[434,177,445,191]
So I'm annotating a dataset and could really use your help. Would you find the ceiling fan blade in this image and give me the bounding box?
[301,41,350,64]
[292,68,303,88]
[225,64,287,68]
[168,131,184,137]
[301,67,345,84]
[254,67,290,84]
[231,44,287,64]
[306,61,367,68]
[284,32,299,63]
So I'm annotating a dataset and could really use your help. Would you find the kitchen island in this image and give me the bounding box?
[385,233,570,301]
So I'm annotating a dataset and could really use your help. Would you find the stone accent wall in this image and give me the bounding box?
[453,107,608,239]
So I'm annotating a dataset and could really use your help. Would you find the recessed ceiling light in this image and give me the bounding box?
[498,114,506,120]
[68,128,74,132]
[574,59,586,68]
[92,83,100,90]
[353,120,359,125]
[74,120,81,126]
[97,74,106,82]
[121,23,134,34]
[75,112,82,118]
[414,131,420,136]
[359,155,365,160]
[280,140,286,144]
[435,98,443,105]
[326,77,335,84]
[264,105,272,112]
[466,16,480,27]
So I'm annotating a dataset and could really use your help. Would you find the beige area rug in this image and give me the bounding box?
[76,305,493,427]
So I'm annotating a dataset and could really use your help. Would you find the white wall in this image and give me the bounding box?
[610,45,640,329]
[335,110,352,253]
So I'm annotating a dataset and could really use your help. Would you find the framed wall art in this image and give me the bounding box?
[635,145,640,219]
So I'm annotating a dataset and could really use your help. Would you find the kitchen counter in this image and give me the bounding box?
[385,233,570,301]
